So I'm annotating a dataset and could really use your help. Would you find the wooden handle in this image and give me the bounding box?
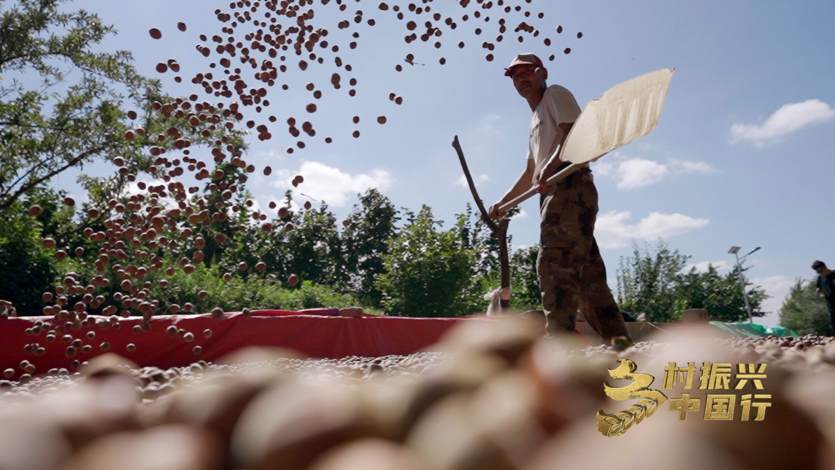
[452,136,498,232]
[497,163,582,213]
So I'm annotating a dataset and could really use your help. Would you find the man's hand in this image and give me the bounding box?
[816,288,823,297]
[488,203,506,220]
[535,156,563,185]
[534,159,560,195]
[536,183,555,195]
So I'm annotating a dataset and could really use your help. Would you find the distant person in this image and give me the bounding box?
[812,260,835,330]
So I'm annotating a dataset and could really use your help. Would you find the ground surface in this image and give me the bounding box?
[2,324,835,470]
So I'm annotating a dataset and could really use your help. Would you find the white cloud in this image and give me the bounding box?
[253,197,301,220]
[515,208,528,219]
[593,152,714,190]
[616,158,669,189]
[633,212,710,239]
[684,260,732,273]
[730,99,835,147]
[591,161,614,176]
[455,173,489,188]
[745,257,768,270]
[125,178,178,209]
[460,114,507,159]
[595,210,710,249]
[669,159,715,175]
[595,211,634,249]
[754,275,796,295]
[751,275,796,315]
[474,113,504,142]
[273,161,393,207]
[255,149,284,160]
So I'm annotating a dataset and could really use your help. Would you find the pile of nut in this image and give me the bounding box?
[2,320,834,470]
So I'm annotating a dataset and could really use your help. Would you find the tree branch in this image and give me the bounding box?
[452,135,511,308]
[0,143,110,210]
[53,210,107,240]
[452,135,498,232]
[4,150,61,195]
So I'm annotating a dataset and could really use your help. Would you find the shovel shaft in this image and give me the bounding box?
[497,162,583,213]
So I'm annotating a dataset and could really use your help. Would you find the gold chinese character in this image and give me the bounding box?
[662,362,696,389]
[602,359,668,403]
[741,394,772,421]
[669,393,701,420]
[704,394,736,420]
[698,362,732,390]
[596,359,668,437]
[735,363,767,390]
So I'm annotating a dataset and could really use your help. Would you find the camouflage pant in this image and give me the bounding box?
[537,166,631,341]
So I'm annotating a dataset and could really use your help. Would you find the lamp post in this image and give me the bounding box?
[728,246,760,323]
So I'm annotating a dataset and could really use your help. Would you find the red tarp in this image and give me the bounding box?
[1,310,559,380]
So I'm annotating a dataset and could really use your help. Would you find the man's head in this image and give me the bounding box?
[812,260,828,275]
[505,53,547,99]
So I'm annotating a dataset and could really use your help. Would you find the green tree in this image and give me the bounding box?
[673,264,768,322]
[377,205,477,317]
[458,204,500,277]
[510,244,541,311]
[0,199,57,315]
[1,0,143,210]
[284,197,343,287]
[779,279,834,336]
[189,166,265,275]
[341,188,399,307]
[616,240,689,322]
[0,0,240,213]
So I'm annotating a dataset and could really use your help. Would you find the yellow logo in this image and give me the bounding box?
[595,358,668,437]
[596,359,773,437]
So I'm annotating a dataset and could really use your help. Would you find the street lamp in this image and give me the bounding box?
[728,246,761,323]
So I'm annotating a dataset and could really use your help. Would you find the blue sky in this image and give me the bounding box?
[40,0,835,326]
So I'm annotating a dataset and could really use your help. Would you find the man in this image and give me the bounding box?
[812,260,835,330]
[488,53,631,345]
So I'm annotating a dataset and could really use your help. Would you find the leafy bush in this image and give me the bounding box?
[673,264,767,322]
[779,279,834,336]
[378,206,477,317]
[150,265,364,313]
[510,245,542,311]
[46,260,363,316]
[616,240,689,323]
[0,202,57,315]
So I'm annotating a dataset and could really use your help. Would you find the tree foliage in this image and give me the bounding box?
[0,0,240,214]
[0,198,57,315]
[674,264,767,322]
[377,206,477,317]
[779,279,834,336]
[341,188,399,307]
[616,240,690,322]
[1,0,144,210]
[616,240,767,322]
[510,244,541,311]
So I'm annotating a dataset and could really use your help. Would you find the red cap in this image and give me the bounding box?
[504,53,545,76]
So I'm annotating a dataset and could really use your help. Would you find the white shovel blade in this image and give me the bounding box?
[561,68,675,164]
